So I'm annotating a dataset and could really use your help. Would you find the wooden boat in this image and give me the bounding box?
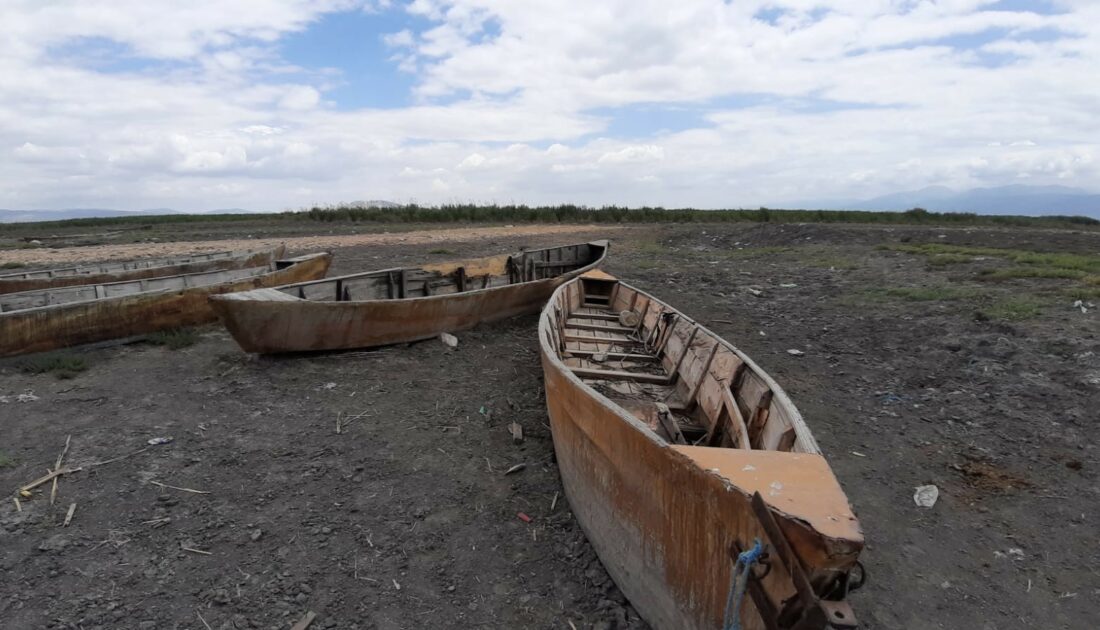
[0,252,331,357]
[209,240,609,353]
[539,270,864,630]
[0,245,288,294]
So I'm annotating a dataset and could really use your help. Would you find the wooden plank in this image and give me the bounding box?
[669,327,699,379]
[565,322,634,334]
[777,427,798,452]
[570,367,673,385]
[685,342,720,404]
[563,334,633,345]
[563,349,659,362]
[747,390,774,448]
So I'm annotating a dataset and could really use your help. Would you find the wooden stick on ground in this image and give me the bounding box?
[150,480,210,495]
[290,611,317,630]
[196,611,213,630]
[20,467,82,493]
[50,435,72,505]
[182,546,212,556]
[12,497,21,512]
[63,502,76,526]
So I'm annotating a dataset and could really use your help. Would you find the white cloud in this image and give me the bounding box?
[0,1,1097,211]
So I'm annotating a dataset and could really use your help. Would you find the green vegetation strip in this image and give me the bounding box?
[20,354,88,379]
[3,205,1097,231]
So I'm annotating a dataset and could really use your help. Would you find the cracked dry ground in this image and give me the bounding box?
[2,222,1098,629]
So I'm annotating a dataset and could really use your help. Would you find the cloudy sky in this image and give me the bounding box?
[1,0,1097,211]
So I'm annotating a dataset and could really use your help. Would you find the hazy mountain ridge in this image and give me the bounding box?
[836,185,1100,217]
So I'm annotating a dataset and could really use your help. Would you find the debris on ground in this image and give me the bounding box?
[147,436,174,445]
[504,463,527,475]
[914,484,940,508]
[786,349,805,356]
[439,332,459,348]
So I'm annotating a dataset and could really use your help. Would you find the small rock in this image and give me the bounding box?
[37,535,70,552]
[786,349,804,356]
[439,332,459,348]
[250,529,263,542]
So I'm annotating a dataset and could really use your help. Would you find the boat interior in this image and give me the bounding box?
[0,256,308,313]
[545,272,816,454]
[267,241,606,302]
[0,246,276,282]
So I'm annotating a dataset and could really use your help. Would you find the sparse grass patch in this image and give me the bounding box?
[978,296,1044,321]
[1064,286,1100,300]
[428,248,455,255]
[862,286,981,302]
[719,246,792,258]
[804,254,860,269]
[1,261,26,269]
[632,239,671,255]
[147,328,199,350]
[979,267,1087,280]
[20,354,88,379]
[885,243,1100,273]
[926,253,974,266]
[0,452,14,468]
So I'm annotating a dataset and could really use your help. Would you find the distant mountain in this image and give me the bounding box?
[817,185,1100,218]
[0,208,190,223]
[0,202,403,223]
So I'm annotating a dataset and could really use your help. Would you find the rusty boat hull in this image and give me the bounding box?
[0,252,330,357]
[0,245,288,294]
[539,271,864,630]
[209,240,608,353]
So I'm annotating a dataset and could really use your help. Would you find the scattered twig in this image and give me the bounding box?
[182,546,212,556]
[335,411,343,434]
[20,467,82,493]
[63,502,76,526]
[12,497,21,512]
[338,409,371,433]
[141,517,171,528]
[568,621,579,630]
[504,463,527,475]
[51,435,72,505]
[85,447,149,468]
[550,492,559,511]
[290,610,317,630]
[197,611,213,630]
[150,480,210,495]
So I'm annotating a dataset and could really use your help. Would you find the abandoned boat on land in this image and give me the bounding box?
[0,252,331,357]
[209,240,609,353]
[540,270,864,630]
[0,245,288,294]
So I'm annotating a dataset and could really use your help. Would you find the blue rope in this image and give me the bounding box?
[723,539,765,630]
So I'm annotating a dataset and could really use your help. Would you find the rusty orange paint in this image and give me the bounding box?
[0,245,287,294]
[539,273,863,630]
[0,253,330,357]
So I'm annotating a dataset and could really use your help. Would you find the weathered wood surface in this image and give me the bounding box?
[0,245,286,294]
[539,271,863,630]
[0,253,330,357]
[209,240,608,353]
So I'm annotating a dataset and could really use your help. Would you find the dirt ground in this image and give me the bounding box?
[2,221,1098,630]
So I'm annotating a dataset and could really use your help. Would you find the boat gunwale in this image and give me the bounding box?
[211,239,610,306]
[1,252,332,316]
[0,244,287,281]
[537,273,821,456]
